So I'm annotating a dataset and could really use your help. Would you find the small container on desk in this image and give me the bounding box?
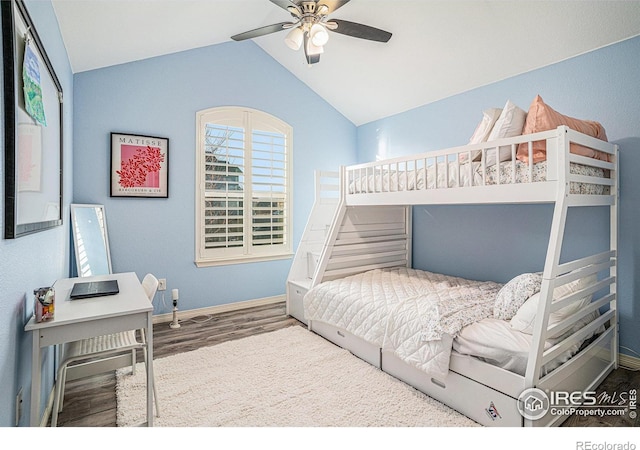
[34,286,55,322]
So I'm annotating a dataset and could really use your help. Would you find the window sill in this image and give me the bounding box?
[195,253,294,268]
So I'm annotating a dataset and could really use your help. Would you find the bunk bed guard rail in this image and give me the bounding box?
[342,126,616,207]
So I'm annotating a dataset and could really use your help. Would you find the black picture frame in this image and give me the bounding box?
[110,132,169,198]
[2,0,64,238]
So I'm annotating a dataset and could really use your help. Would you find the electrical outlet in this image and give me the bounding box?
[158,278,166,291]
[16,387,23,426]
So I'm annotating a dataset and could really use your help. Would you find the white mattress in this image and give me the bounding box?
[453,314,601,376]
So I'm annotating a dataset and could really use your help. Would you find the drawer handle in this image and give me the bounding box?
[431,378,446,389]
[337,330,345,338]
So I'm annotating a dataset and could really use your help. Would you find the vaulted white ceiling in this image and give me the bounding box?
[51,0,640,125]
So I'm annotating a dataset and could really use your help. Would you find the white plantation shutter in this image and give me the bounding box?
[196,107,292,266]
[203,123,245,252]
[251,124,287,248]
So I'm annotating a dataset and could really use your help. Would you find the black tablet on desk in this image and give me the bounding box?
[70,280,119,299]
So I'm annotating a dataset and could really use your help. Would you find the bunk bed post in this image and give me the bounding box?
[524,198,569,389]
[406,206,413,268]
[611,144,620,369]
[524,129,569,391]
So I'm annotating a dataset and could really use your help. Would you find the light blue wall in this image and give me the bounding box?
[73,41,357,314]
[0,1,73,427]
[2,1,637,428]
[357,36,640,358]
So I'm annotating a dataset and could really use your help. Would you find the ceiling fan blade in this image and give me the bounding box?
[328,19,392,42]
[269,0,299,12]
[318,0,351,14]
[231,22,294,41]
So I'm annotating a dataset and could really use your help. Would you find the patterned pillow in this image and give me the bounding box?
[493,273,542,320]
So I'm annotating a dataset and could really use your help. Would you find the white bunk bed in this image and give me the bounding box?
[286,125,618,427]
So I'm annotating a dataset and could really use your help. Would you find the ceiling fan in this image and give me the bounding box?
[231,0,392,65]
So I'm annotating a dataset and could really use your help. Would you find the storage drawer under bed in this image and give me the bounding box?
[382,351,523,427]
[309,320,381,368]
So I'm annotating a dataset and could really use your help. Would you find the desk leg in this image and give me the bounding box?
[30,331,41,426]
[146,311,154,427]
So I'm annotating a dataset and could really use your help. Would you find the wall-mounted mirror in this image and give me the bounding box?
[71,204,112,277]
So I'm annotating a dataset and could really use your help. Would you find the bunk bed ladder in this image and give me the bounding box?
[524,194,570,393]
[523,132,619,427]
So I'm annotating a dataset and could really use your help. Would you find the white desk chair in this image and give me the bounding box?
[51,273,161,426]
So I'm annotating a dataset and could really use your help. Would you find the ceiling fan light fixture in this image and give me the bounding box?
[306,36,324,56]
[310,23,329,46]
[284,26,303,50]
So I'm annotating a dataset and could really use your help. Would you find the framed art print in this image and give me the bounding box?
[110,132,169,198]
[2,0,64,238]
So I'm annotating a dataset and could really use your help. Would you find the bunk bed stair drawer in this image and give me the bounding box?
[287,282,309,325]
[382,351,523,427]
[309,320,381,368]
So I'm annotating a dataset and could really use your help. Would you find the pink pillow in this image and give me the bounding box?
[516,95,609,163]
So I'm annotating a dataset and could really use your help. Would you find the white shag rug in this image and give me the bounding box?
[116,326,478,427]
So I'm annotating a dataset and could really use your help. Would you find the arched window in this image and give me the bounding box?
[195,107,292,266]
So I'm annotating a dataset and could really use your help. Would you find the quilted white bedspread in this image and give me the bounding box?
[382,284,501,378]
[304,267,502,377]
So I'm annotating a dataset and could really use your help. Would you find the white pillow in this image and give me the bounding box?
[471,108,502,143]
[460,108,503,163]
[485,100,527,166]
[510,274,596,338]
[493,273,542,321]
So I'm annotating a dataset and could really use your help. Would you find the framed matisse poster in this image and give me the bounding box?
[110,132,169,198]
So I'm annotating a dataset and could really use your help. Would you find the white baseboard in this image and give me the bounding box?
[153,294,285,324]
[619,353,640,371]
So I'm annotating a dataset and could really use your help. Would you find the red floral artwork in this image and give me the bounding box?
[116,145,165,188]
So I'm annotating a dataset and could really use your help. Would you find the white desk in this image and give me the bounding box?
[24,272,154,426]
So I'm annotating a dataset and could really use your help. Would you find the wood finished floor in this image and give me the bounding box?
[51,302,639,427]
